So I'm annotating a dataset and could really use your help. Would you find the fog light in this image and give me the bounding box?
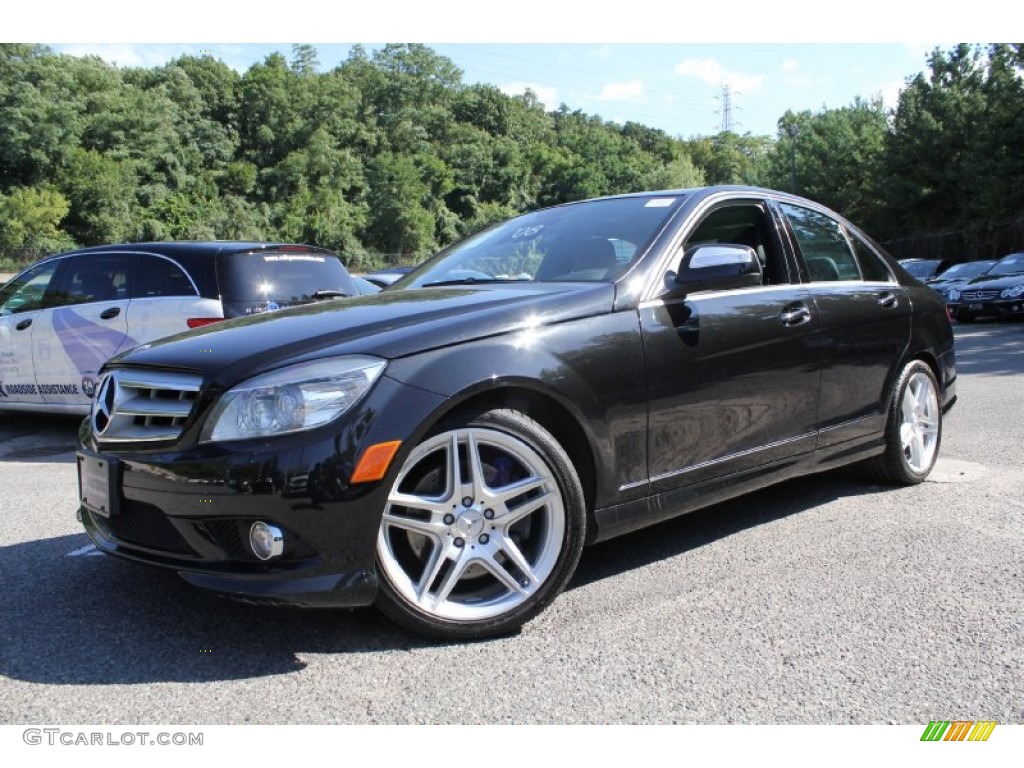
[249,522,284,560]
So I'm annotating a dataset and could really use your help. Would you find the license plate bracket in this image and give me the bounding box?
[78,452,120,518]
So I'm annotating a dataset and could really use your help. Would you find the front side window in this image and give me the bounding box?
[682,202,790,285]
[0,261,61,315]
[779,203,861,282]
[403,195,687,288]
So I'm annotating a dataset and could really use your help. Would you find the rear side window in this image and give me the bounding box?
[779,203,861,282]
[48,254,128,306]
[217,251,357,313]
[848,234,893,282]
[131,255,198,298]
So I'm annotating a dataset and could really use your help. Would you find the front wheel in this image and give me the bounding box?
[865,360,942,485]
[375,408,586,639]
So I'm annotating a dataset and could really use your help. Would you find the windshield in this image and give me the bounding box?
[989,253,1024,277]
[941,261,992,279]
[902,260,942,278]
[400,195,687,288]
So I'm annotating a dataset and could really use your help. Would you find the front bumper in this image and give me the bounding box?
[957,299,1024,318]
[78,375,446,608]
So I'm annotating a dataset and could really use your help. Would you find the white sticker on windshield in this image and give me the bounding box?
[644,198,675,208]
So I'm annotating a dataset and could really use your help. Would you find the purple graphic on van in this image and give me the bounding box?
[51,308,138,381]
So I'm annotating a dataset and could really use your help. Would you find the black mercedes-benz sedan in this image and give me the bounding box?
[948,252,1024,322]
[77,187,957,639]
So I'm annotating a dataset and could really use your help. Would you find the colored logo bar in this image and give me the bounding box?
[921,721,997,741]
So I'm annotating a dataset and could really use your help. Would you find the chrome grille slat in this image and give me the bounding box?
[116,397,194,418]
[91,369,202,444]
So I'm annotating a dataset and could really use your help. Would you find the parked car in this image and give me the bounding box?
[926,260,996,311]
[949,252,1024,322]
[0,242,361,414]
[77,187,957,639]
[898,258,951,280]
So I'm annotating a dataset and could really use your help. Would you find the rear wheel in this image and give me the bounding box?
[864,360,942,485]
[375,408,585,639]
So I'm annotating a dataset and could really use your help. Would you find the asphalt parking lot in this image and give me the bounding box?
[1,321,1021,725]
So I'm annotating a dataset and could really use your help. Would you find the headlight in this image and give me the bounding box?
[1000,284,1024,299]
[200,356,386,442]
[947,289,960,301]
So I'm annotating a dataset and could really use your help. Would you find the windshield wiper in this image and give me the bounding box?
[423,277,529,287]
[311,289,350,299]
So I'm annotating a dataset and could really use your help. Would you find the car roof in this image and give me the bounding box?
[41,241,330,260]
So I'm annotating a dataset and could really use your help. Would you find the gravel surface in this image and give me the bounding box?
[1,321,1021,725]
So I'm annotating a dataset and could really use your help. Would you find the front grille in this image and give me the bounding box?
[92,369,201,444]
[961,289,999,301]
[95,500,193,554]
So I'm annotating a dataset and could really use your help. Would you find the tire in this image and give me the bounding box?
[374,408,586,640]
[864,360,942,485]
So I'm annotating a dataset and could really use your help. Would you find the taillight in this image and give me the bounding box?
[187,318,223,329]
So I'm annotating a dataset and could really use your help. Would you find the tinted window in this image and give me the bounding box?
[49,254,128,307]
[131,255,198,298]
[405,195,687,287]
[0,261,61,315]
[217,251,357,307]
[849,234,893,282]
[780,203,860,282]
[684,202,790,284]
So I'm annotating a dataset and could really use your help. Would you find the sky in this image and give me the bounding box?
[12,1,1004,139]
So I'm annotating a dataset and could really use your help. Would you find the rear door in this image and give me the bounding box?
[775,202,911,448]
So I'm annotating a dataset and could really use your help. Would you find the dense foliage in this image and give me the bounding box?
[1,43,1022,269]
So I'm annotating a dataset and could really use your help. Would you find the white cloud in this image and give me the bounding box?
[499,82,560,109]
[597,80,644,101]
[55,43,189,68]
[675,58,764,94]
[782,59,799,72]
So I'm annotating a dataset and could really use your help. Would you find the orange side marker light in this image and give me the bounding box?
[351,441,402,484]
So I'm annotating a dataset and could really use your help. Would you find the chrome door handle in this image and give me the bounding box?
[780,306,812,326]
[878,292,898,309]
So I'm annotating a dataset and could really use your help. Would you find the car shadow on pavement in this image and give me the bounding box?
[0,413,82,464]
[0,533,432,687]
[571,469,894,590]
[0,469,893,686]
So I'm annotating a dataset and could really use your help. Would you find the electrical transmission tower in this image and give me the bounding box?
[714,85,740,133]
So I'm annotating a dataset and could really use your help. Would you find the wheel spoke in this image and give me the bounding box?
[900,422,915,452]
[466,431,488,499]
[431,549,472,606]
[381,507,445,537]
[910,430,926,469]
[387,490,450,518]
[901,388,916,422]
[496,534,539,590]
[501,487,555,526]
[414,540,447,602]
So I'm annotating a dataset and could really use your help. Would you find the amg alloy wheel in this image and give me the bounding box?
[865,360,942,485]
[375,409,585,639]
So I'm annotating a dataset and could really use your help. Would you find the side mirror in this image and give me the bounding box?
[671,244,763,295]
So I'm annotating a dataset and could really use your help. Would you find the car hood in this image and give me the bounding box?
[961,273,1024,290]
[107,283,616,388]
